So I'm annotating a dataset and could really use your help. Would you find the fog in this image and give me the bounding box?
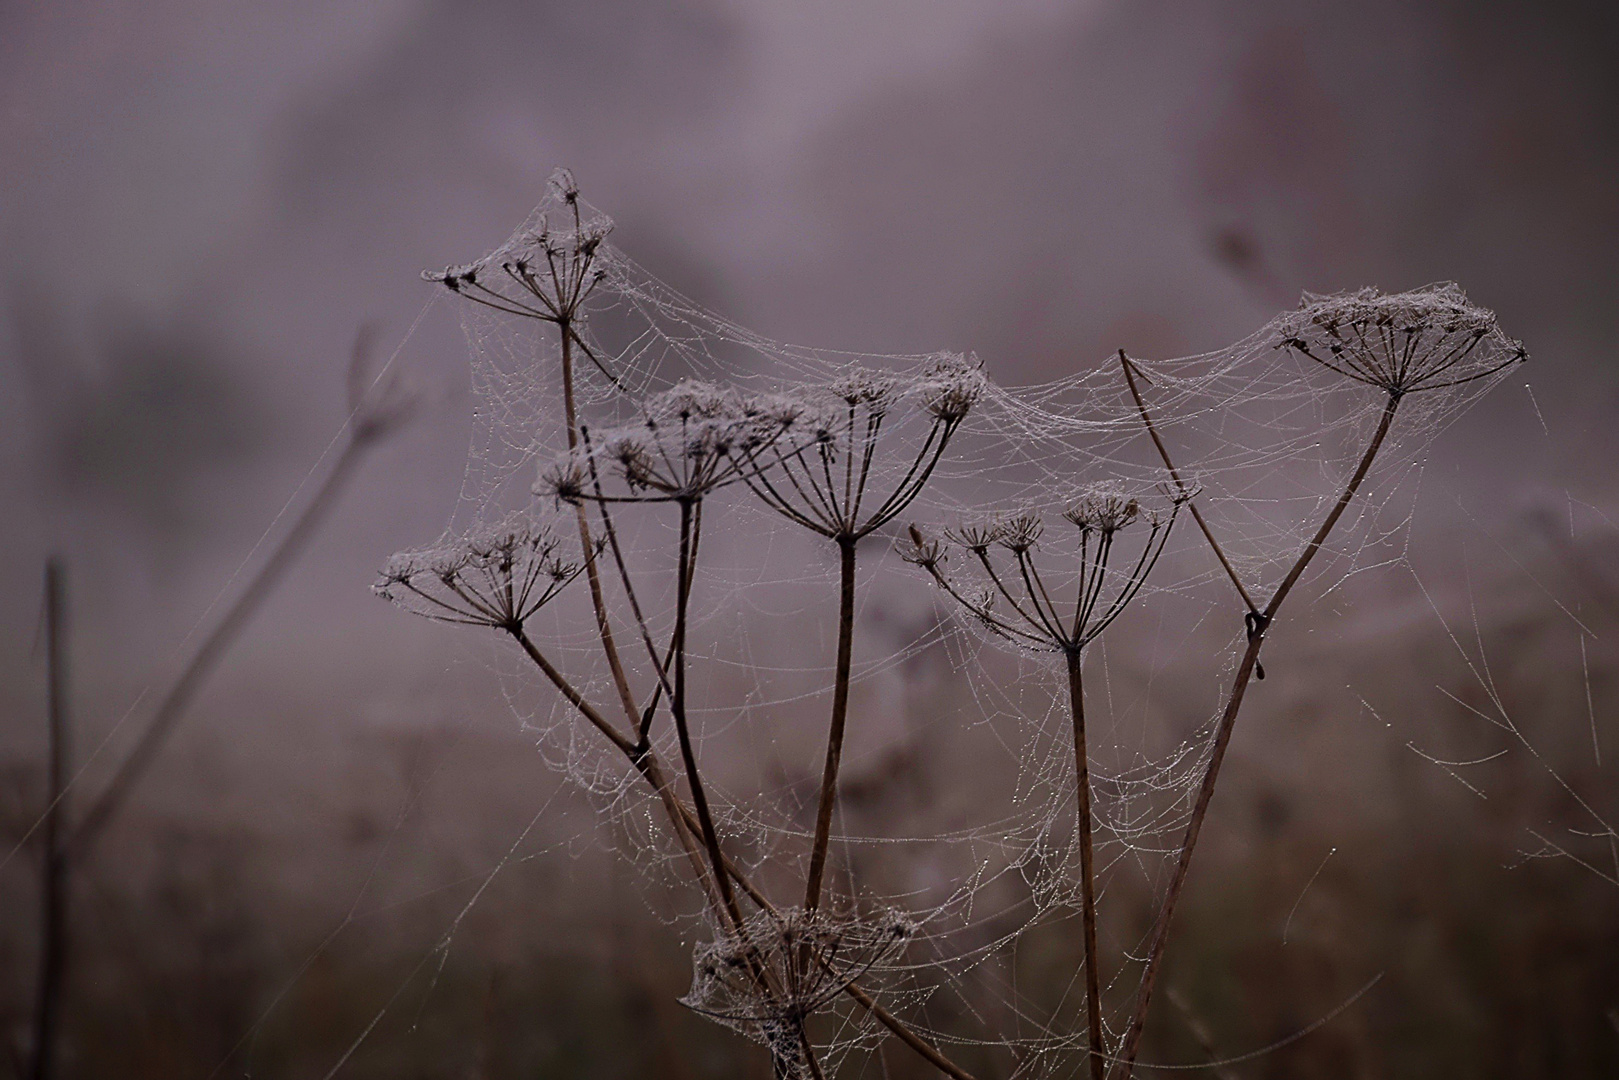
[3,1,1616,1076]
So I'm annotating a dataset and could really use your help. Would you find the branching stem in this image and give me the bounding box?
[1112,391,1400,1078]
[1119,351,1259,616]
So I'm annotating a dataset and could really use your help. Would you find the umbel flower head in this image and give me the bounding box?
[903,483,1178,655]
[735,352,987,542]
[374,513,590,630]
[538,380,809,504]
[423,167,616,328]
[681,906,915,1030]
[1275,283,1527,397]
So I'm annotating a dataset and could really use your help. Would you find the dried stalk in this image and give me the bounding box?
[666,498,748,931]
[70,358,410,859]
[508,611,977,1080]
[1118,352,1258,616]
[28,561,70,1080]
[803,536,857,912]
[1067,649,1105,1080]
[558,320,641,731]
[1112,391,1400,1078]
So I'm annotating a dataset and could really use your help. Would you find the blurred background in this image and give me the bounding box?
[2,0,1617,1076]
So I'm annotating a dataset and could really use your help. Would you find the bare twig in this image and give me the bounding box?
[804,537,857,912]
[69,340,413,859]
[559,320,642,735]
[1119,351,1259,616]
[28,561,70,1080]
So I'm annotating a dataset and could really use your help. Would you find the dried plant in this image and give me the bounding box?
[384,174,1530,1080]
[901,485,1182,1079]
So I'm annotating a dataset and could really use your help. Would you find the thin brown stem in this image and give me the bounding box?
[1118,351,1259,616]
[71,432,373,858]
[668,500,747,931]
[559,320,641,734]
[29,561,70,1080]
[1260,393,1399,619]
[509,606,978,1080]
[804,536,858,912]
[1112,392,1401,1078]
[1067,650,1105,1080]
[843,983,978,1080]
[508,627,720,909]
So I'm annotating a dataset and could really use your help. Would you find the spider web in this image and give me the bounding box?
[382,175,1522,1078]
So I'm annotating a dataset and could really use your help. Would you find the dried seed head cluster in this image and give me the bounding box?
[682,907,916,1028]
[1062,484,1141,534]
[1276,283,1527,397]
[375,513,588,629]
[537,380,810,504]
[383,168,1538,1080]
[906,485,1179,655]
[423,167,616,331]
[914,351,986,422]
[737,354,985,542]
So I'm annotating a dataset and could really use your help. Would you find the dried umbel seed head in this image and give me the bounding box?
[945,521,1005,554]
[681,907,917,1030]
[825,367,900,412]
[375,514,584,628]
[996,511,1044,553]
[538,460,588,505]
[915,352,985,422]
[424,167,617,325]
[1063,485,1141,534]
[645,380,739,424]
[898,524,944,570]
[1275,283,1527,397]
[548,166,580,204]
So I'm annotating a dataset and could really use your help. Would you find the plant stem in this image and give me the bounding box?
[1067,649,1105,1080]
[29,560,70,1080]
[804,537,858,913]
[1112,393,1400,1078]
[559,319,640,734]
[1118,351,1259,616]
[668,500,746,930]
[508,626,721,912]
[843,983,978,1080]
[510,610,980,1080]
[70,430,374,859]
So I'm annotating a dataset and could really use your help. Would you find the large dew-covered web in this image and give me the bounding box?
[377,171,1525,1078]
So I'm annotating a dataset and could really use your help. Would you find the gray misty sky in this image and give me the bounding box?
[2,0,1616,681]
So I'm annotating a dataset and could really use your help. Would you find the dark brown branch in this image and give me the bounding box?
[1118,351,1259,616]
[559,320,642,736]
[803,536,858,912]
[1068,650,1106,1080]
[29,561,70,1080]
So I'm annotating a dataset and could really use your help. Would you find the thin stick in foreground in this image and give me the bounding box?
[29,561,70,1080]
